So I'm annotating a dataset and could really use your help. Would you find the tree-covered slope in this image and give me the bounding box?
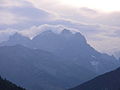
[0,76,25,90]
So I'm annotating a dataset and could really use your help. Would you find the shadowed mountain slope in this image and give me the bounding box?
[0,45,96,90]
[69,67,120,90]
[1,29,119,74]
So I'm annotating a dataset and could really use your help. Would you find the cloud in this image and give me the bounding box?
[0,0,55,27]
[0,0,120,55]
[54,7,120,27]
[1,23,119,55]
[19,24,79,39]
[0,28,18,42]
[94,12,120,26]
[49,19,120,54]
[26,0,120,27]
[90,37,120,54]
[0,0,30,25]
[0,10,28,25]
[0,24,80,42]
[1,0,120,27]
[0,0,32,8]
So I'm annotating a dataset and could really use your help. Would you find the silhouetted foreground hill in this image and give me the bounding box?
[0,76,25,90]
[69,67,120,90]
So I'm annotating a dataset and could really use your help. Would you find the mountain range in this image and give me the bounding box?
[0,29,119,90]
[1,29,119,74]
[0,45,95,90]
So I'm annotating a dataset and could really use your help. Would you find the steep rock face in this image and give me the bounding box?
[32,29,87,54]
[0,29,119,90]
[0,45,95,90]
[1,29,118,74]
[69,67,120,90]
[0,76,25,90]
[0,33,31,47]
[114,51,120,59]
[29,29,120,74]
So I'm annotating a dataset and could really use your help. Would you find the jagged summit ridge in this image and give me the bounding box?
[0,28,119,74]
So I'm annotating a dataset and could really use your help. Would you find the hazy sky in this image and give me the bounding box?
[0,0,120,55]
[28,0,120,12]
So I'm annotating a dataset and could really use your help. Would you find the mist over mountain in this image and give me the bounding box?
[1,29,119,74]
[0,33,31,47]
[0,0,120,90]
[0,0,120,55]
[114,51,120,59]
[69,67,120,90]
[0,29,119,90]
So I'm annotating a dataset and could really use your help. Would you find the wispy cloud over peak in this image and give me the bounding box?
[0,0,120,55]
[20,24,80,39]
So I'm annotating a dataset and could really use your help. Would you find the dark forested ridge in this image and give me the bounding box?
[69,67,120,90]
[0,76,25,90]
